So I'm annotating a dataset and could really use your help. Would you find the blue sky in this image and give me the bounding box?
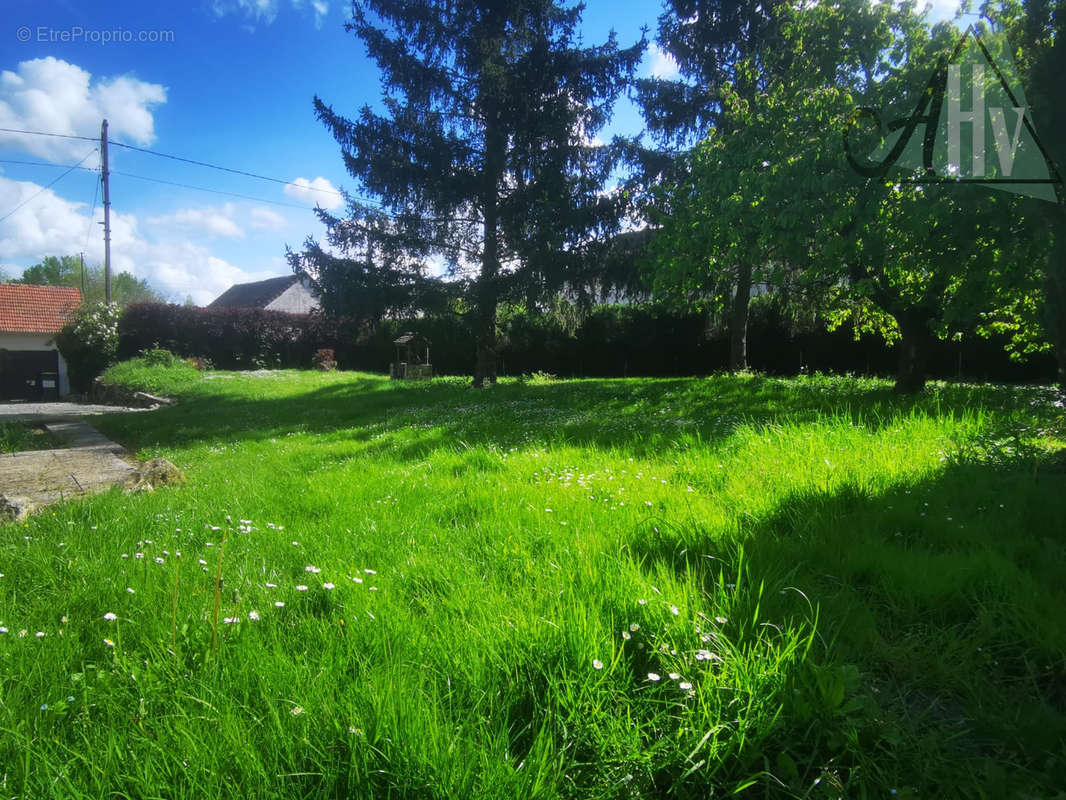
[0,0,960,304]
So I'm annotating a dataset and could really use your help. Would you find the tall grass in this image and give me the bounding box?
[0,366,1063,798]
[0,422,60,453]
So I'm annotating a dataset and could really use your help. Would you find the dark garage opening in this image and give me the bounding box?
[0,350,61,402]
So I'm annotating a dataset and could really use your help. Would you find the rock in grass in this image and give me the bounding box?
[124,458,185,494]
[0,494,35,522]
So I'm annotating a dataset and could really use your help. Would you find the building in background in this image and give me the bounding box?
[207,273,320,314]
[0,284,81,399]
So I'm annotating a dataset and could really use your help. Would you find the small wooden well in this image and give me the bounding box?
[390,332,433,380]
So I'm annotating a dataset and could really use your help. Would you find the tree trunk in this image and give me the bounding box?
[728,262,753,372]
[894,313,932,394]
[472,89,505,389]
[472,299,497,387]
[1044,210,1066,394]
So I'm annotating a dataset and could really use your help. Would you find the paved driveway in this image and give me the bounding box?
[0,401,147,422]
[1,413,140,510]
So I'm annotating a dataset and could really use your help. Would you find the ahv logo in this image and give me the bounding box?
[844,28,1063,204]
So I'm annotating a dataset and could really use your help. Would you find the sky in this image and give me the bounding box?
[0,0,962,305]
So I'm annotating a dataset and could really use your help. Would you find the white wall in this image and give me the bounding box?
[0,332,71,396]
[265,278,321,314]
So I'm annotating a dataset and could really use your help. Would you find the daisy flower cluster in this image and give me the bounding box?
[589,594,735,700]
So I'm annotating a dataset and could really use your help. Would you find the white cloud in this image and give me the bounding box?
[283,176,344,210]
[213,0,328,27]
[645,44,680,80]
[0,174,278,305]
[148,205,245,239]
[0,58,166,162]
[249,207,287,230]
[212,0,280,26]
[311,0,329,26]
[0,175,92,256]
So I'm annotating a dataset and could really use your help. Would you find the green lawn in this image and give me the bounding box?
[1,364,1064,798]
[0,421,61,454]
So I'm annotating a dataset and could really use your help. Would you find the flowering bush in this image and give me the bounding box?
[53,301,121,393]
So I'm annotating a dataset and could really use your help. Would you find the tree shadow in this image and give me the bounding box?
[94,372,1062,465]
[624,454,1066,795]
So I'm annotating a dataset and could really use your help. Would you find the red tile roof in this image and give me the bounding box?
[0,284,82,334]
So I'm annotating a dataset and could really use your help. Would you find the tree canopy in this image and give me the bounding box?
[305,0,645,385]
[644,0,1061,392]
[11,255,164,308]
[295,0,1064,392]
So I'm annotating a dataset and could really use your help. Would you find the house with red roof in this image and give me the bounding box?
[0,284,82,400]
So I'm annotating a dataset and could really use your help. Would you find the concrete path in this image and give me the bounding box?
[0,401,147,423]
[0,420,136,506]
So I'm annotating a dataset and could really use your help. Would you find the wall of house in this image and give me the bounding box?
[265,278,321,314]
[0,332,71,396]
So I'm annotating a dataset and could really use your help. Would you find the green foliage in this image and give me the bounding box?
[0,423,59,454]
[312,0,645,384]
[646,0,1055,392]
[52,301,121,393]
[99,355,204,396]
[138,345,181,367]
[117,302,362,371]
[13,255,164,307]
[2,370,1064,797]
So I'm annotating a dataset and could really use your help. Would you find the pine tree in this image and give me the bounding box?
[313,0,644,386]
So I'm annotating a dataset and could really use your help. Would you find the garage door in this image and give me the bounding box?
[0,350,60,401]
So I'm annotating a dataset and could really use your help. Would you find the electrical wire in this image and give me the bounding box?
[84,171,100,253]
[1,124,375,206]
[0,148,98,223]
[0,157,98,172]
[108,139,362,202]
[111,169,323,209]
[1,126,475,226]
[0,126,98,143]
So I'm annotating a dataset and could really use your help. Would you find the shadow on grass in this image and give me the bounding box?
[94,372,1063,463]
[625,455,1066,795]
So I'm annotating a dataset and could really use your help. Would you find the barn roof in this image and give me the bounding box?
[0,284,82,334]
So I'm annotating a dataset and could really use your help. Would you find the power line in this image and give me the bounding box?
[0,126,98,143]
[1,124,373,205]
[111,169,323,210]
[0,157,98,172]
[108,138,361,202]
[84,170,100,253]
[1,125,470,226]
[0,148,98,223]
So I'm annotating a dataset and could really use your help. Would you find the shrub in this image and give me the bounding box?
[185,356,212,371]
[118,303,362,370]
[53,301,121,393]
[100,356,203,396]
[312,348,337,371]
[139,345,180,367]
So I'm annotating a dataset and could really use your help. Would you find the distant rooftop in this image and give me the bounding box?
[207,274,304,309]
[0,284,82,334]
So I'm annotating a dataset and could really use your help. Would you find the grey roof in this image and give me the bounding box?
[394,332,430,345]
[208,275,302,309]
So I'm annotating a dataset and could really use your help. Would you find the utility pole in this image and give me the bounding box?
[100,119,111,304]
[80,252,86,296]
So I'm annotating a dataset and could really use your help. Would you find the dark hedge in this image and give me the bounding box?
[118,302,1057,383]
